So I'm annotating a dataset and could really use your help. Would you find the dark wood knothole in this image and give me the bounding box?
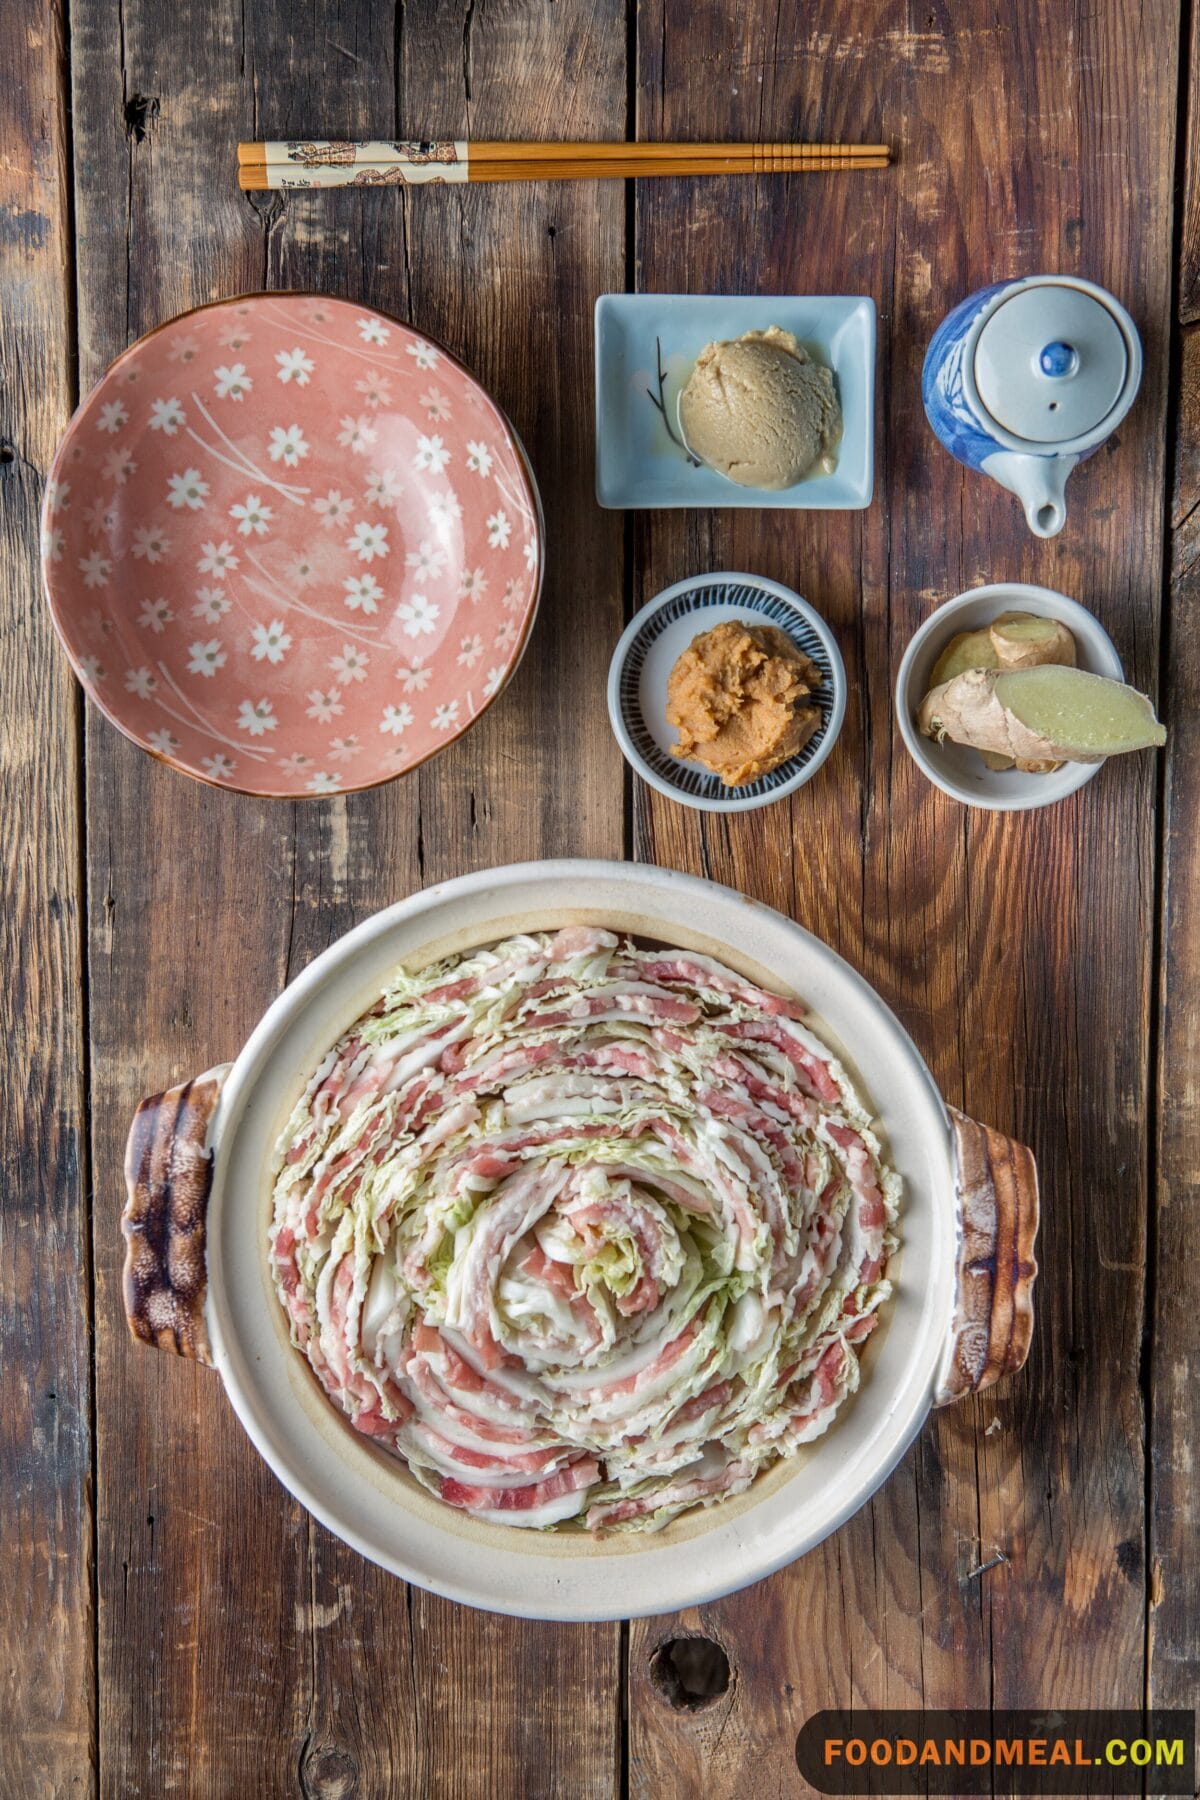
[123,93,160,142]
[299,1739,359,1800]
[648,1635,732,1711]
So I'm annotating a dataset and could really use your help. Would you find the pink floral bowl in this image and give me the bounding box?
[41,294,544,796]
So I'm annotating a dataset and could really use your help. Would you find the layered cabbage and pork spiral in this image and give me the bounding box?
[269,928,900,1532]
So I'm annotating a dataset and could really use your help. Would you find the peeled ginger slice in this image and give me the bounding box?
[919,665,1165,765]
[994,667,1164,756]
[930,626,997,688]
[988,613,1077,670]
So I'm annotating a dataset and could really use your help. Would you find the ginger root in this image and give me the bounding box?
[988,612,1078,671]
[918,666,1166,765]
[928,610,1077,693]
[930,627,998,689]
[922,610,1084,773]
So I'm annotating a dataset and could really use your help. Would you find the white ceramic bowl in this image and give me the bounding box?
[122,860,1037,1621]
[896,583,1125,811]
[607,574,847,813]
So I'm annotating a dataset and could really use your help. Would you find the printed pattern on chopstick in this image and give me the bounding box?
[252,140,469,187]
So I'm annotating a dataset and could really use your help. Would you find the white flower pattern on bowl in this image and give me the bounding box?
[41,294,543,795]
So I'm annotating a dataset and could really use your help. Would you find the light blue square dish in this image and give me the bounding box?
[594,293,876,510]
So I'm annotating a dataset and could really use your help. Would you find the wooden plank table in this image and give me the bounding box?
[1,1,1194,1793]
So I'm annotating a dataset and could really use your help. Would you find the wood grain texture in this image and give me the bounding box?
[627,1,1177,1793]
[68,0,625,1793]
[70,5,319,1787]
[1149,318,1200,1716]
[0,3,95,1794]
[5,0,1197,1792]
[1180,0,1200,322]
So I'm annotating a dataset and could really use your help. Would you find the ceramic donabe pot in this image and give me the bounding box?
[122,860,1038,1620]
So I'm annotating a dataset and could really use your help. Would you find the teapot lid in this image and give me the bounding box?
[973,281,1129,444]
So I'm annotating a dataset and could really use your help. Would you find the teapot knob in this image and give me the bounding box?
[1038,340,1080,378]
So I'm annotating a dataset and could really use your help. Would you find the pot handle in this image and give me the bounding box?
[121,1064,231,1367]
[933,1107,1039,1406]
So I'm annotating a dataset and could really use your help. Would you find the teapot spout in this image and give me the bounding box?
[981,449,1076,538]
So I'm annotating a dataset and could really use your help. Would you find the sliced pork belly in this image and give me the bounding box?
[268,929,900,1534]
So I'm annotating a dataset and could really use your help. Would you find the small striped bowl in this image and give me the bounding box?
[607,573,846,813]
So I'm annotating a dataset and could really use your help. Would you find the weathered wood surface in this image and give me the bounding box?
[1150,0,1200,1722]
[68,0,624,1793]
[0,4,94,1795]
[1,0,1196,1794]
[628,1,1179,1794]
[1181,0,1200,324]
[1150,303,1200,1713]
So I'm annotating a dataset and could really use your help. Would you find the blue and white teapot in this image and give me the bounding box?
[922,275,1142,538]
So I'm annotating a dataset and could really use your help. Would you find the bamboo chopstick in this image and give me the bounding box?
[236,139,891,191]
